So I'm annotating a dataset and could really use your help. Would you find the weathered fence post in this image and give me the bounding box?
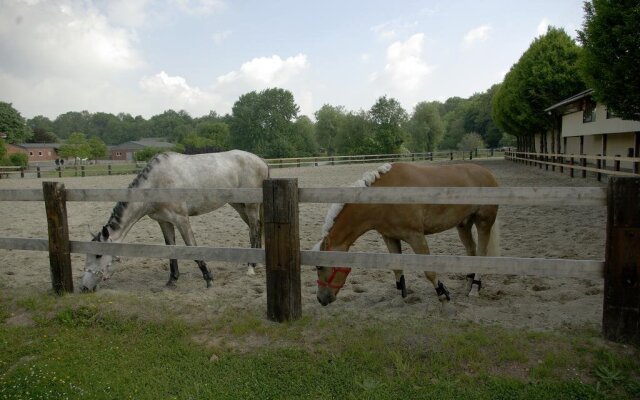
[596,155,602,182]
[42,182,74,295]
[603,178,640,344]
[81,165,85,177]
[108,164,112,175]
[581,157,587,178]
[36,166,41,178]
[614,155,621,173]
[20,167,25,178]
[570,155,575,178]
[450,152,453,161]
[469,151,473,160]
[263,178,301,322]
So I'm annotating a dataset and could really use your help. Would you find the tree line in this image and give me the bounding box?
[1,1,637,165]
[0,83,509,165]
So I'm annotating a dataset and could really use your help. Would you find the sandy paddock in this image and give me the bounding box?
[0,159,607,331]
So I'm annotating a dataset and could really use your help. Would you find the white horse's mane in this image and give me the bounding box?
[320,163,393,239]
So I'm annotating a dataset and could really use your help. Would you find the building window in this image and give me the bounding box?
[29,151,33,156]
[583,98,596,123]
[116,152,121,157]
[38,151,43,156]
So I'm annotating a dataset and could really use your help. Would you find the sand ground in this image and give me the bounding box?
[0,159,606,332]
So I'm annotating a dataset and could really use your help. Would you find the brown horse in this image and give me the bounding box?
[314,162,500,307]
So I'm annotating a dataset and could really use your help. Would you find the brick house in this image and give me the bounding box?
[6,143,64,163]
[109,138,174,161]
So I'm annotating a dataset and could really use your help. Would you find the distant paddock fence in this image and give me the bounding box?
[505,150,640,180]
[0,149,504,179]
[0,176,638,344]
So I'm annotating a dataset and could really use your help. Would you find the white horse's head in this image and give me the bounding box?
[81,227,113,292]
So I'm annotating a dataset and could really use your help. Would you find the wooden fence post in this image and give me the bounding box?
[603,178,640,344]
[570,155,574,178]
[20,167,24,178]
[450,152,453,161]
[108,164,112,175]
[81,165,85,177]
[581,157,587,178]
[263,178,301,322]
[36,166,41,178]
[614,155,621,172]
[42,182,74,295]
[596,155,602,182]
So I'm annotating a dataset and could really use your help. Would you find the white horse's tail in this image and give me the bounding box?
[486,217,501,257]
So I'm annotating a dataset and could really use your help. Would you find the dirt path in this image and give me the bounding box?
[0,159,606,331]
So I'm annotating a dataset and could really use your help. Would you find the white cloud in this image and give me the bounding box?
[217,54,309,87]
[212,30,232,45]
[537,18,550,36]
[171,0,226,15]
[361,53,371,63]
[464,24,492,45]
[104,0,153,28]
[381,33,433,93]
[0,1,142,77]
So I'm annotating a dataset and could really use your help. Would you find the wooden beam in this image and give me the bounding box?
[603,177,640,344]
[302,251,603,279]
[263,178,301,322]
[42,182,73,295]
[298,187,607,206]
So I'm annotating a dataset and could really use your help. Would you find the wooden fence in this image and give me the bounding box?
[506,150,640,180]
[0,177,638,344]
[0,149,503,179]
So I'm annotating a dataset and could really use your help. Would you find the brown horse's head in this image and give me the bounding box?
[313,239,352,306]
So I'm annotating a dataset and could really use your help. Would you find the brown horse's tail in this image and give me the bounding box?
[487,217,501,257]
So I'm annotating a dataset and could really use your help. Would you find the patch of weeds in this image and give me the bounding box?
[530,350,572,380]
[0,363,86,399]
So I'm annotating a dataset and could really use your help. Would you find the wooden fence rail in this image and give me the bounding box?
[506,151,640,179]
[0,149,504,179]
[0,178,637,343]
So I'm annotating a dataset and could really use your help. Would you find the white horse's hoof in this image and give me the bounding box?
[246,266,256,276]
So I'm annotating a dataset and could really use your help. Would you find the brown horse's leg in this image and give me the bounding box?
[471,208,499,296]
[382,236,406,298]
[404,234,451,304]
[158,221,180,287]
[456,220,480,296]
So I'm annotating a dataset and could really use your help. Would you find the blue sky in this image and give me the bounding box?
[0,0,585,119]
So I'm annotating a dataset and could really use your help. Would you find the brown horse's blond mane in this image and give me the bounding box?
[321,163,392,238]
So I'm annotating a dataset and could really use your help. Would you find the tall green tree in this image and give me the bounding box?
[335,111,376,155]
[578,0,640,120]
[87,136,108,161]
[314,104,346,155]
[27,115,54,134]
[229,88,299,158]
[58,132,90,163]
[0,102,30,143]
[291,116,318,157]
[368,96,408,154]
[53,111,90,139]
[149,110,193,142]
[28,128,58,143]
[492,27,586,148]
[405,102,444,152]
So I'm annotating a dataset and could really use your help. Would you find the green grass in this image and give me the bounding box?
[1,293,638,400]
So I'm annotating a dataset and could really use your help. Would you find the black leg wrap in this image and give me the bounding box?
[396,275,407,298]
[436,281,451,301]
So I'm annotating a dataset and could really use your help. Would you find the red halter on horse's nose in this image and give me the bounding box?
[317,267,351,289]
